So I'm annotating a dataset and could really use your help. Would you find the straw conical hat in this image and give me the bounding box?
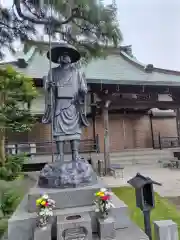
[47,43,81,64]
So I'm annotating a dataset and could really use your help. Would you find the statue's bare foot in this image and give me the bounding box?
[55,155,64,164]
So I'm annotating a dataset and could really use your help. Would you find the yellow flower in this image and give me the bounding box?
[36,198,42,206]
[99,192,105,197]
[96,192,104,197]
[41,201,46,206]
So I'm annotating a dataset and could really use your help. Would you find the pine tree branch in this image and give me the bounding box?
[23,1,42,19]
[72,19,97,36]
[0,21,21,34]
[55,29,102,57]
[14,0,86,26]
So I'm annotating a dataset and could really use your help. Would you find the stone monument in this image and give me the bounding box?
[7,44,149,240]
[38,43,96,188]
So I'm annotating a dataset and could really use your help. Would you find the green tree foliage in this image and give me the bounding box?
[0,66,37,164]
[0,3,36,59]
[0,0,123,60]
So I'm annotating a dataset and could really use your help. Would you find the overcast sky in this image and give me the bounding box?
[3,0,180,70]
[115,0,180,71]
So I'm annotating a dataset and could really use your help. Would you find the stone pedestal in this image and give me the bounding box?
[57,213,92,240]
[154,220,178,240]
[98,217,116,240]
[7,181,131,240]
[34,224,52,240]
[7,164,149,240]
[28,181,104,213]
[38,159,97,188]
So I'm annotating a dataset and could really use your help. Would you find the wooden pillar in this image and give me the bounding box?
[92,108,96,140]
[149,113,155,148]
[91,92,96,140]
[103,100,111,175]
[176,108,180,142]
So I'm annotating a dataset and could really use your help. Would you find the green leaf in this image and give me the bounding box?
[0,66,38,132]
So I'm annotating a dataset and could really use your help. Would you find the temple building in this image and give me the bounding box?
[2,44,180,154]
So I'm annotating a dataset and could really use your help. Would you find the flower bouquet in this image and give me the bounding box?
[94,188,114,219]
[36,194,55,229]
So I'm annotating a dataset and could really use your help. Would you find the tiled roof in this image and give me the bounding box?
[2,44,180,86]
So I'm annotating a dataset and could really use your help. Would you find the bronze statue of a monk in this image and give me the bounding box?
[42,43,89,163]
[38,44,97,188]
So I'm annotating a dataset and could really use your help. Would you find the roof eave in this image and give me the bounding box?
[87,78,180,86]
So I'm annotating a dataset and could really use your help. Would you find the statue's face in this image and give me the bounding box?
[58,54,71,65]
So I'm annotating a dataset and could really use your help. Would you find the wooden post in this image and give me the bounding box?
[92,107,96,141]
[149,113,155,149]
[176,108,180,144]
[103,100,111,175]
[91,92,96,141]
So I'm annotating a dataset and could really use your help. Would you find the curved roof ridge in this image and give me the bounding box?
[120,45,180,75]
[120,50,146,69]
[153,67,180,75]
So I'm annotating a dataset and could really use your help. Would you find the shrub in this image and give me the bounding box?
[0,188,20,216]
[0,187,21,238]
[0,217,8,238]
[0,153,28,181]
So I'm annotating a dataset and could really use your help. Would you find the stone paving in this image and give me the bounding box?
[101,165,180,197]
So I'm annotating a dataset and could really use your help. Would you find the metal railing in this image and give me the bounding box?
[154,133,180,149]
[5,135,100,155]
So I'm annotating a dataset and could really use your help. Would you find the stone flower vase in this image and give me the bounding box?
[98,201,110,219]
[98,211,109,219]
[37,215,49,230]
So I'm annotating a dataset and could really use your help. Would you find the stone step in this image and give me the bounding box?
[110,154,173,161]
[27,149,179,165]
[110,150,173,157]
[92,223,149,240]
[33,222,149,240]
[110,147,180,152]
[3,224,150,240]
[110,160,133,166]
[5,225,149,240]
[31,210,148,240]
[110,156,175,165]
[110,157,172,164]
